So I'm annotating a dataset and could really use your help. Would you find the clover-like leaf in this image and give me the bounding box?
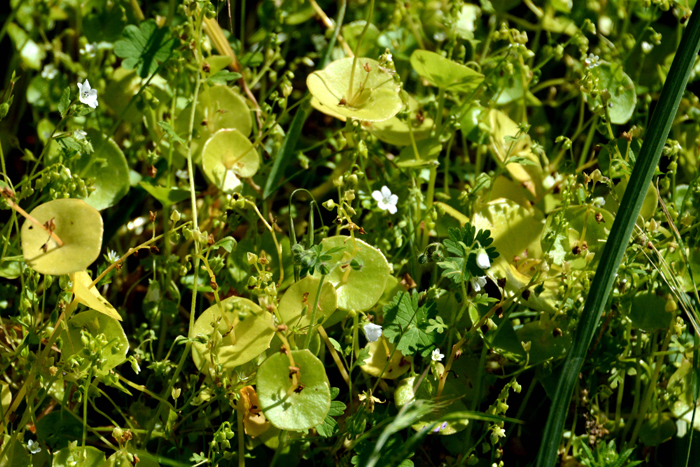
[202,128,259,193]
[307,57,402,122]
[20,199,103,276]
[410,50,484,92]
[114,19,179,78]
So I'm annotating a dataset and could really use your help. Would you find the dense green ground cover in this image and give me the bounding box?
[1,0,700,466]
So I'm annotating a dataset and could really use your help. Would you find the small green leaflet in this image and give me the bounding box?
[58,87,71,117]
[315,387,347,437]
[207,70,242,85]
[383,292,442,357]
[158,121,186,146]
[114,20,179,78]
[437,224,498,284]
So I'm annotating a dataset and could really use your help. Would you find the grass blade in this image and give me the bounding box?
[535,9,700,467]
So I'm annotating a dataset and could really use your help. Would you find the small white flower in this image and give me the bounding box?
[372,186,398,214]
[363,323,382,343]
[27,439,41,454]
[41,64,58,80]
[641,41,653,54]
[77,80,98,109]
[592,196,605,207]
[81,42,96,57]
[476,251,491,270]
[175,169,189,179]
[73,130,87,140]
[470,275,487,292]
[431,348,444,362]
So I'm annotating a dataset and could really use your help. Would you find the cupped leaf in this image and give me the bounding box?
[396,138,442,167]
[472,198,545,268]
[488,109,543,195]
[629,293,673,332]
[307,57,403,122]
[586,61,637,124]
[201,128,259,192]
[60,309,129,375]
[541,205,615,269]
[410,50,484,92]
[316,236,391,313]
[257,349,331,431]
[20,199,103,276]
[175,84,252,161]
[52,443,106,467]
[278,276,338,333]
[515,320,572,366]
[191,296,274,374]
[367,94,433,146]
[72,129,130,210]
[360,337,412,380]
[72,271,122,321]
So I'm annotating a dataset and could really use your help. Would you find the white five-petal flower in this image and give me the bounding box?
[372,186,398,214]
[77,80,99,109]
[27,439,41,454]
[41,64,58,80]
[470,275,487,292]
[431,348,444,362]
[476,251,491,270]
[363,323,382,343]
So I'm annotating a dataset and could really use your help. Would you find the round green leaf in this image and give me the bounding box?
[257,349,331,431]
[411,374,471,435]
[202,128,260,192]
[52,444,106,467]
[20,199,104,276]
[472,198,545,268]
[191,296,275,374]
[175,84,252,161]
[278,276,337,333]
[638,413,676,446]
[629,293,673,332]
[317,236,391,313]
[60,309,129,375]
[410,50,484,92]
[605,179,657,223]
[586,61,637,124]
[366,93,433,146]
[540,204,615,269]
[0,434,29,466]
[307,57,403,122]
[515,320,571,366]
[360,337,412,380]
[72,129,130,210]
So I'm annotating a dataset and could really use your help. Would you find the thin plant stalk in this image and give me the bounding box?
[535,8,700,466]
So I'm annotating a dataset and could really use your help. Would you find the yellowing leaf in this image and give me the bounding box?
[240,386,271,438]
[71,271,122,321]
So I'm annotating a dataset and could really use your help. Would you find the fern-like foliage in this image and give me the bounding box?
[437,224,498,284]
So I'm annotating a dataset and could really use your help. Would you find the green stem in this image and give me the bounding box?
[346,0,375,102]
[304,275,326,349]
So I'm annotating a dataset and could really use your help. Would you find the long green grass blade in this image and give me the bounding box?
[535,9,700,467]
